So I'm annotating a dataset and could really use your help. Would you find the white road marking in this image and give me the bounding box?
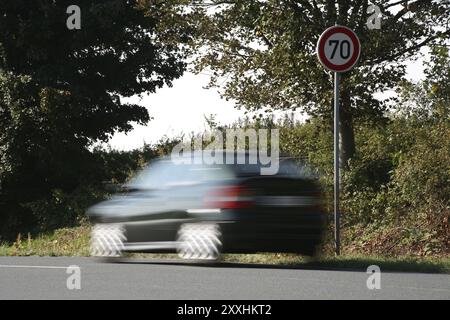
[0,265,70,270]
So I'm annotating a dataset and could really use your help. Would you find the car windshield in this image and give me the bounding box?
[127,156,317,190]
[126,160,234,190]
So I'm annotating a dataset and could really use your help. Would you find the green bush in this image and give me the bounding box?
[273,111,449,256]
[339,119,449,256]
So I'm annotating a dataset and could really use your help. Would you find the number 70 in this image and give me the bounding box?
[329,40,351,59]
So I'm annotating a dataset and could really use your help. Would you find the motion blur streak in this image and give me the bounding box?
[87,152,327,260]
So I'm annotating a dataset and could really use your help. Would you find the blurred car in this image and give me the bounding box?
[87,152,327,260]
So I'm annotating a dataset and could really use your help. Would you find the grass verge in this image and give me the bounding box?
[0,226,448,274]
[0,225,90,257]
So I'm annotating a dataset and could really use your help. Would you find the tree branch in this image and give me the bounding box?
[367,30,450,64]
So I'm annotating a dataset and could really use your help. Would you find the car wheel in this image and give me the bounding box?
[90,224,126,258]
[176,223,222,261]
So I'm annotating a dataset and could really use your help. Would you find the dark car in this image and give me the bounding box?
[87,152,327,260]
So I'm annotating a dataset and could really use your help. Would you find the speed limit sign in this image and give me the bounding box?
[316,26,361,256]
[317,26,361,72]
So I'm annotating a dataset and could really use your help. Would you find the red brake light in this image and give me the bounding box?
[204,185,254,209]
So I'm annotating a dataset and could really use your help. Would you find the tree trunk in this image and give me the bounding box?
[339,111,356,169]
[339,89,356,169]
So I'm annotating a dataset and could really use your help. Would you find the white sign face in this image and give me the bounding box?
[317,26,361,72]
[323,33,355,66]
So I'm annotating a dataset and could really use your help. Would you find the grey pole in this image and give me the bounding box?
[334,72,341,256]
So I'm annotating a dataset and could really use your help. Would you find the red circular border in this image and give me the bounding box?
[317,26,361,72]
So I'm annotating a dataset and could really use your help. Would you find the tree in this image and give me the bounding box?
[173,0,449,166]
[0,0,191,233]
[396,45,450,121]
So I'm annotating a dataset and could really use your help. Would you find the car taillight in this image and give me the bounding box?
[204,185,254,209]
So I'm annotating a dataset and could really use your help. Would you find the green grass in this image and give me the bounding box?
[220,254,450,274]
[1,226,449,274]
[0,225,91,257]
[319,255,450,274]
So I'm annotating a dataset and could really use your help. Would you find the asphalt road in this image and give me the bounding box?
[0,257,449,300]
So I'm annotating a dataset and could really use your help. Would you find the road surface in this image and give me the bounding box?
[0,257,449,300]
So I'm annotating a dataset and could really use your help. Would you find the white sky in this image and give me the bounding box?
[106,50,428,151]
[107,72,246,150]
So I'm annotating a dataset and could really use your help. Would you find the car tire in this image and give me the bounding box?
[176,223,222,261]
[90,224,126,258]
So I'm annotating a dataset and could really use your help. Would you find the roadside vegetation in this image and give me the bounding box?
[0,225,91,257]
[0,3,448,270]
[1,224,448,274]
[1,49,448,262]
[1,80,448,264]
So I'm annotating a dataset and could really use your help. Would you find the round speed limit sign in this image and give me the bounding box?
[317,26,361,72]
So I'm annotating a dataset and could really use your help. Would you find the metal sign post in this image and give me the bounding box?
[317,26,360,255]
[334,72,340,256]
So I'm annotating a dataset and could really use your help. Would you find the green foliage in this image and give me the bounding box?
[279,116,333,174]
[275,113,449,256]
[396,45,450,121]
[0,1,191,236]
[162,0,450,164]
[0,2,448,258]
[0,131,185,241]
[22,186,105,232]
[389,122,449,209]
[184,1,449,117]
[93,144,158,184]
